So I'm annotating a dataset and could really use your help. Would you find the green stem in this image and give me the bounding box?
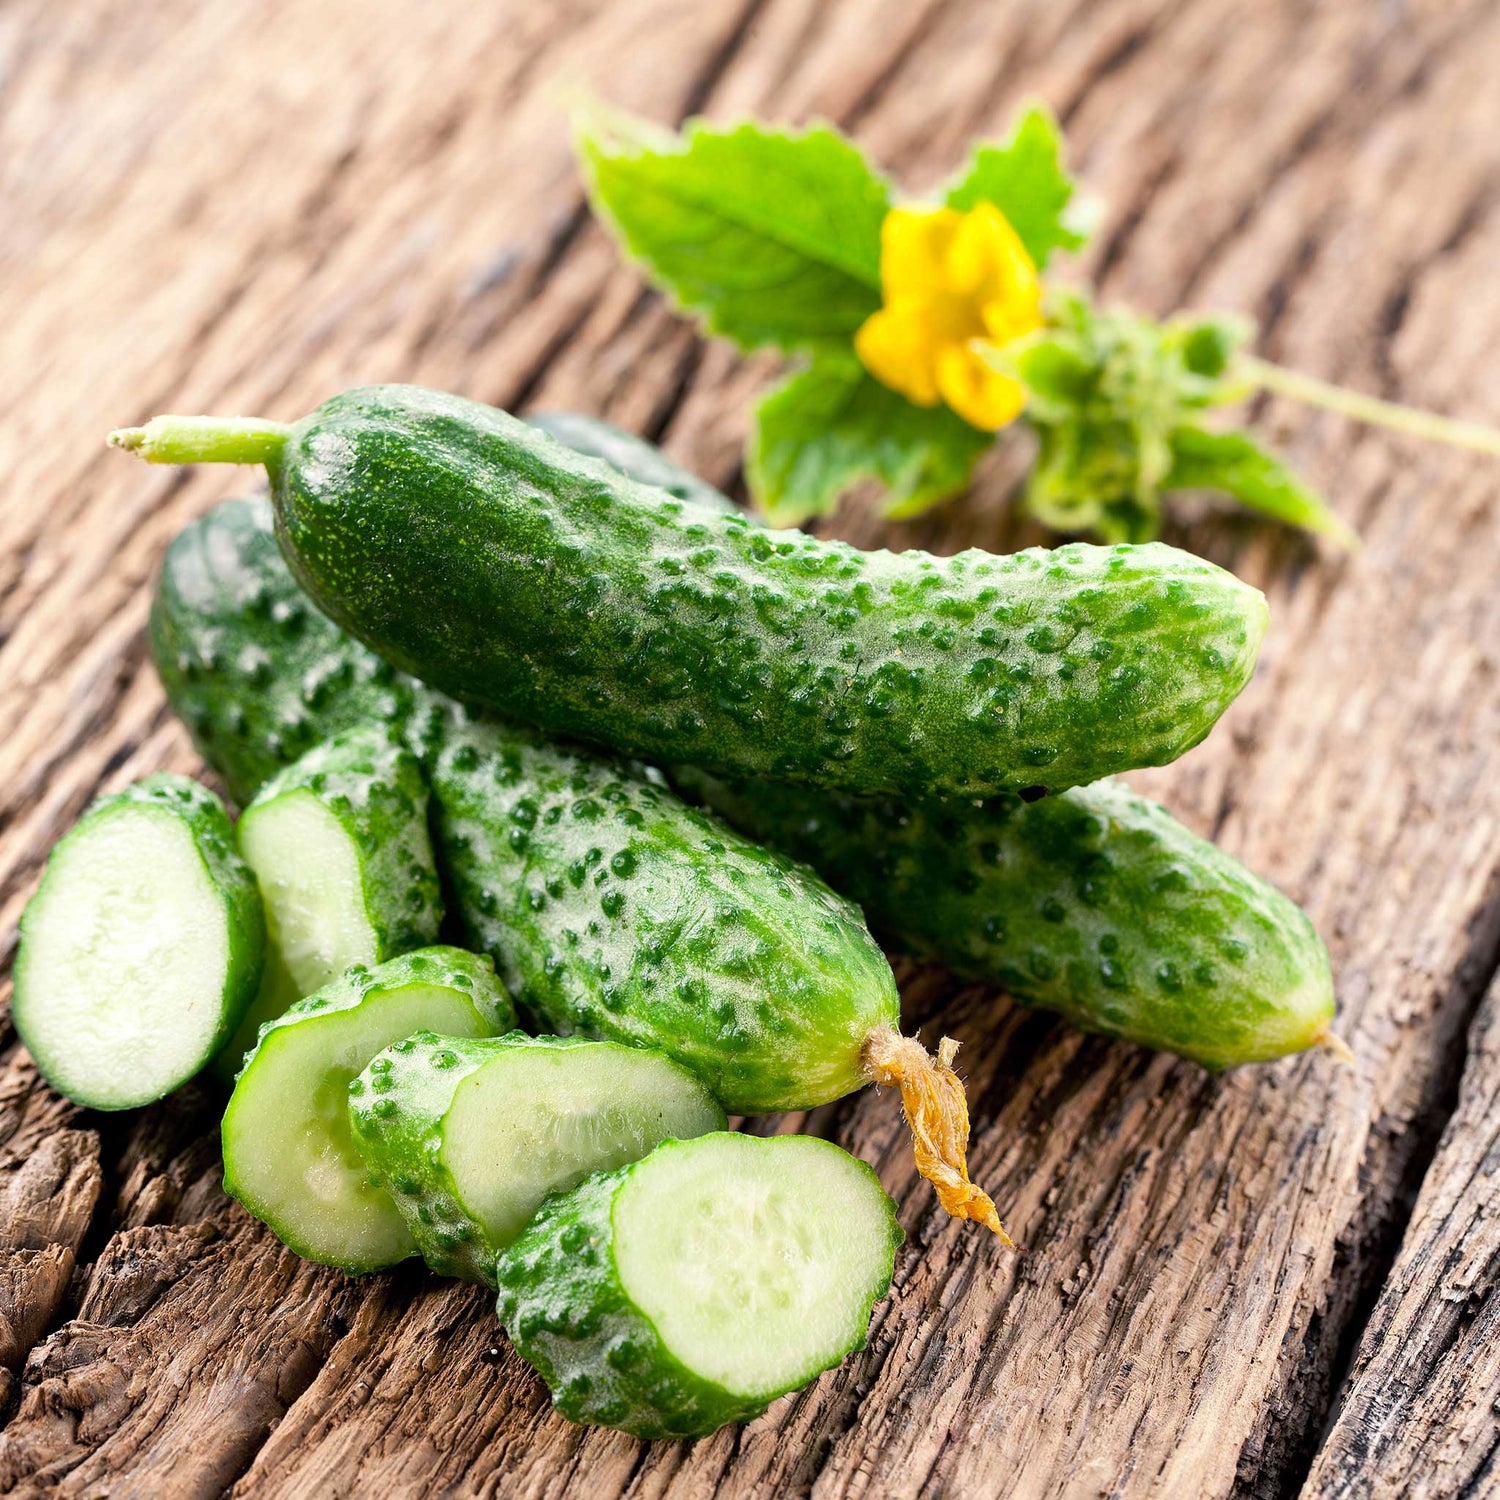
[1239,355,1500,457]
[107,415,292,466]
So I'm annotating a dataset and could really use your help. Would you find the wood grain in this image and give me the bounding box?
[0,0,1497,1496]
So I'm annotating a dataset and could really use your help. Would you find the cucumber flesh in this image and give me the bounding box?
[613,1133,897,1399]
[222,947,513,1272]
[238,788,375,995]
[350,1032,726,1281]
[496,1132,903,1437]
[15,777,263,1110]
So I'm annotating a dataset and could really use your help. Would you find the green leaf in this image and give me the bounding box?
[1164,427,1358,546]
[944,105,1086,269]
[577,103,890,355]
[749,357,992,526]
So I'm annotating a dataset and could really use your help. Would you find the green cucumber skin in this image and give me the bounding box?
[271,384,1268,800]
[15,774,265,1103]
[243,722,444,962]
[150,496,1331,1069]
[675,772,1334,1070]
[427,708,899,1113]
[150,495,415,806]
[526,413,734,513]
[348,1030,728,1284]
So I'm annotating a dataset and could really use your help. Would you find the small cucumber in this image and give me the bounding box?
[222,946,515,1272]
[150,494,414,806]
[426,707,899,1116]
[526,412,734,513]
[675,772,1336,1069]
[349,1031,725,1283]
[15,775,263,1110]
[219,723,444,1077]
[115,386,1270,800]
[495,1131,902,1438]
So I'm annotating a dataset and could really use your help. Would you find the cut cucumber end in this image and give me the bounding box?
[239,787,375,996]
[614,1133,901,1401]
[442,1040,725,1253]
[223,976,496,1272]
[16,801,242,1110]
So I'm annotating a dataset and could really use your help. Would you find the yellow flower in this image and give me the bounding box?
[855,203,1042,431]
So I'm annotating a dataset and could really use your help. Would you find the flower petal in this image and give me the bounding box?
[880,207,962,301]
[855,304,944,406]
[935,343,1029,431]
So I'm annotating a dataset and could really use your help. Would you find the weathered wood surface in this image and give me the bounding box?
[0,0,1497,1495]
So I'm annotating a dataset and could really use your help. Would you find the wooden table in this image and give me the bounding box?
[1,1,1497,1495]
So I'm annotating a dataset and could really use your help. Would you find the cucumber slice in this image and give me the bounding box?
[225,724,443,1074]
[14,775,263,1110]
[496,1132,902,1438]
[222,947,514,1272]
[350,1033,726,1283]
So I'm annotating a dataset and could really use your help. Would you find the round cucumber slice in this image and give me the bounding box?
[349,1033,725,1282]
[222,947,514,1272]
[496,1132,903,1438]
[14,775,263,1110]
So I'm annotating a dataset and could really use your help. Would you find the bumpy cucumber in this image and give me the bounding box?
[349,1031,725,1282]
[15,775,264,1109]
[223,946,514,1271]
[425,705,899,1114]
[148,495,1337,1071]
[495,1132,902,1438]
[219,723,444,1076]
[116,385,1269,799]
[675,772,1335,1069]
[526,412,734,512]
[150,495,414,806]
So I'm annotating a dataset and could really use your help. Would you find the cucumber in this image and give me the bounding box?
[114,385,1269,800]
[426,706,899,1115]
[495,1132,902,1438]
[222,946,515,1271]
[674,772,1336,1069]
[349,1032,725,1283]
[150,494,414,806]
[526,412,734,513]
[218,723,444,1078]
[14,775,263,1109]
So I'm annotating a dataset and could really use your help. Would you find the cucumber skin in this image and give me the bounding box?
[674,772,1334,1070]
[150,494,415,806]
[526,413,735,513]
[272,384,1268,800]
[16,774,266,1106]
[242,722,444,963]
[494,1138,900,1439]
[348,1031,728,1284]
[425,707,900,1114]
[149,496,1333,1069]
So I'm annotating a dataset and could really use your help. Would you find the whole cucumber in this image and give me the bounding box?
[115,385,1269,799]
[148,495,1336,1071]
[423,703,900,1114]
[672,771,1334,1070]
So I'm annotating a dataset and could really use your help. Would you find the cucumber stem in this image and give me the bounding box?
[108,415,292,466]
[861,1028,1011,1243]
[1239,356,1500,458]
[1315,1027,1355,1067]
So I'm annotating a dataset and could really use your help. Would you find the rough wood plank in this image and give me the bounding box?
[1301,969,1500,1500]
[0,0,1497,1496]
